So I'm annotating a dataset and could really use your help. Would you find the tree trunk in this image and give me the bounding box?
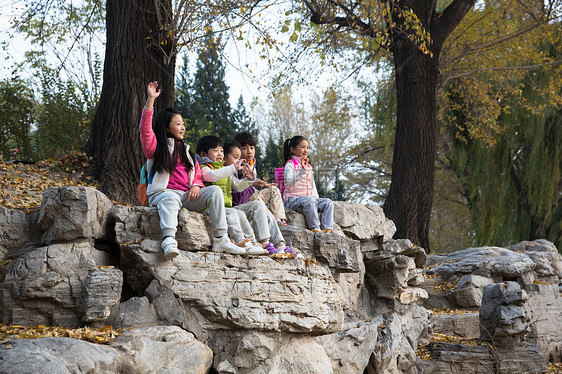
[383,39,439,252]
[381,0,475,252]
[84,0,176,204]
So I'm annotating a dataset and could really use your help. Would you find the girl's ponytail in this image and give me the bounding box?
[283,138,292,162]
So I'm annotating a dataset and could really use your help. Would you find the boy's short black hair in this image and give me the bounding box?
[223,142,241,157]
[233,131,256,147]
[196,135,223,155]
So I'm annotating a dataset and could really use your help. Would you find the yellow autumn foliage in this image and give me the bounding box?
[0,324,122,345]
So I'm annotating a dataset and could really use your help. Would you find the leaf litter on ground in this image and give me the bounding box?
[0,151,98,212]
[0,324,123,346]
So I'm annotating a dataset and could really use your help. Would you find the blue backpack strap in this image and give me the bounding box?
[147,164,155,184]
[140,162,156,184]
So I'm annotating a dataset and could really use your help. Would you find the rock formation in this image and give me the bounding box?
[0,186,561,373]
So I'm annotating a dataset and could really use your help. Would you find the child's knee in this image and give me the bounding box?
[206,185,224,199]
[269,185,281,195]
[247,200,267,211]
[302,198,317,208]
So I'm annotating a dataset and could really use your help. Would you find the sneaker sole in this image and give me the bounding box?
[226,249,248,255]
[164,250,179,259]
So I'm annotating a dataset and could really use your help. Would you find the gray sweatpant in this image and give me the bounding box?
[148,185,228,239]
[226,208,256,243]
[284,196,334,230]
[235,200,286,247]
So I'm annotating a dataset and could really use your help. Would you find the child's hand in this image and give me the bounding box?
[252,179,272,188]
[187,185,200,201]
[147,81,161,99]
[243,164,255,180]
[234,159,246,171]
[301,157,309,167]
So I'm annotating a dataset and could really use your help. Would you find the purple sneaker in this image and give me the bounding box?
[265,242,283,255]
[284,246,303,258]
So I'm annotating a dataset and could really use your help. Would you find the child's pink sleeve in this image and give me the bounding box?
[191,161,205,187]
[139,107,157,159]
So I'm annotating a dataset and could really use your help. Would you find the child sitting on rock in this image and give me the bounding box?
[223,141,301,257]
[197,136,299,256]
[232,131,287,226]
[281,135,334,233]
[195,136,267,255]
[139,81,246,259]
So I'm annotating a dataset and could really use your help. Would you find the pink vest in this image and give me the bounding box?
[282,157,316,200]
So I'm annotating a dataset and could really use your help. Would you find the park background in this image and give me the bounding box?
[0,0,560,254]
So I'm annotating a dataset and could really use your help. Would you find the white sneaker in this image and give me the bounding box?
[212,237,247,255]
[244,242,269,255]
[161,237,180,259]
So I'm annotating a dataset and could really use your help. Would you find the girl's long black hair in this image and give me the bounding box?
[152,108,193,173]
[283,135,307,162]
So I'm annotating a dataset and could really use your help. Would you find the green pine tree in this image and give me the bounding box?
[258,131,284,182]
[175,55,191,120]
[185,33,234,144]
[232,94,259,140]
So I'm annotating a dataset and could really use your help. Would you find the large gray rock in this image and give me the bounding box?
[425,247,536,281]
[418,342,547,374]
[112,326,213,373]
[524,283,562,362]
[81,268,124,323]
[39,187,114,245]
[333,201,396,242]
[145,279,187,327]
[429,312,480,339]
[0,207,32,260]
[0,326,213,374]
[279,224,316,258]
[314,232,363,273]
[211,331,334,374]
[0,336,118,374]
[509,239,562,279]
[107,296,159,329]
[0,241,121,326]
[364,251,419,301]
[315,320,379,374]
[365,306,429,374]
[449,274,495,308]
[480,282,530,341]
[118,240,344,338]
[114,205,212,251]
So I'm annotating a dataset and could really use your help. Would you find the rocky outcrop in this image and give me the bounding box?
[0,241,121,326]
[0,186,428,374]
[0,207,35,260]
[0,326,213,374]
[39,187,114,245]
[1,186,561,374]
[421,239,562,373]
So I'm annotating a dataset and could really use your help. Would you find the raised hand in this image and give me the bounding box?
[145,81,161,109]
[147,81,161,99]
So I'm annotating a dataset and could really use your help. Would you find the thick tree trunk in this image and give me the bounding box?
[383,39,440,252]
[84,0,176,204]
[381,0,475,252]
